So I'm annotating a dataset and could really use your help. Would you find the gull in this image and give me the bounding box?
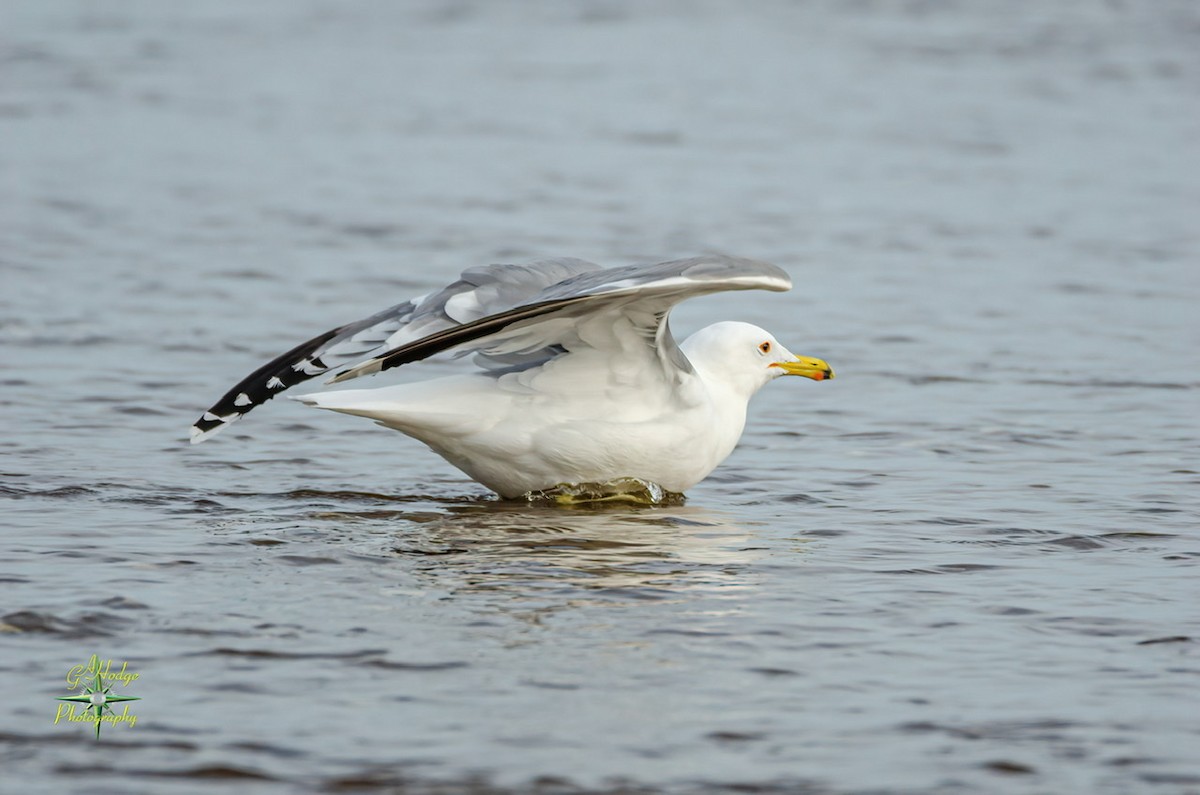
[189,256,833,498]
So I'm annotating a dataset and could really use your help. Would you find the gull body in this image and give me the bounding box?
[296,322,807,497]
[190,257,833,498]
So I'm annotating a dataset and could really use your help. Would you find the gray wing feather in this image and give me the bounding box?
[328,256,791,384]
[190,257,601,442]
[535,256,790,301]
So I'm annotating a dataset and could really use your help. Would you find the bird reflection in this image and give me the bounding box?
[391,500,763,608]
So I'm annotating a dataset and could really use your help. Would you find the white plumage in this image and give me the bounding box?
[190,256,833,499]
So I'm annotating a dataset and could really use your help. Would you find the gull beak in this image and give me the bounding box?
[771,356,834,381]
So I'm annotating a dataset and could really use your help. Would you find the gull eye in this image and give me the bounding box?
[758,341,771,354]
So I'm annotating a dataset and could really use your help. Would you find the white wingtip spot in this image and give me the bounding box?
[234,392,252,407]
[189,412,242,444]
[267,376,285,389]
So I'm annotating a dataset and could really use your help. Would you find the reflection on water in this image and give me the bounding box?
[220,489,765,608]
[394,500,762,602]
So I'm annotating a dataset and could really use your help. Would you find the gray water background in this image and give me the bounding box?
[2,1,1198,793]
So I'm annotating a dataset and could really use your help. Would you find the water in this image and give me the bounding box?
[3,1,1198,793]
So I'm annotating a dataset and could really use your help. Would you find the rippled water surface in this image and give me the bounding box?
[3,2,1198,793]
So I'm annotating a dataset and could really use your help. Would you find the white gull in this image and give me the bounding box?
[189,256,833,499]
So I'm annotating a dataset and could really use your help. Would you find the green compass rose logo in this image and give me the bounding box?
[54,654,142,740]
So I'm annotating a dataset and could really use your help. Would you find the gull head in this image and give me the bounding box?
[681,321,834,398]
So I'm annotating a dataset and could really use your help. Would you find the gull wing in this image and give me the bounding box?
[328,256,791,383]
[189,257,600,442]
[191,256,790,443]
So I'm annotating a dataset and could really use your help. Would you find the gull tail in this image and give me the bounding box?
[289,390,409,424]
[290,380,497,439]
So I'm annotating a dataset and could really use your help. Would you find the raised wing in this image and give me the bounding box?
[190,256,789,443]
[328,256,792,383]
[189,257,601,442]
